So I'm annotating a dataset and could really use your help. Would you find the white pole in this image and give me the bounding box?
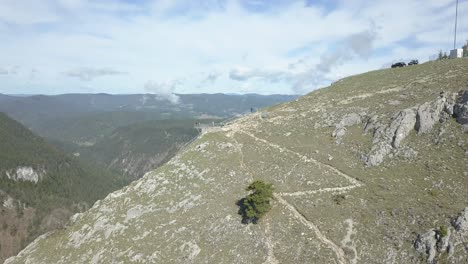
[454,0,459,49]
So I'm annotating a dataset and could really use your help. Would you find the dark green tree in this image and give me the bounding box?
[237,180,274,224]
[463,40,468,57]
[438,50,444,60]
[442,52,448,59]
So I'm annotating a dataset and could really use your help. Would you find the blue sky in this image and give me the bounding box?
[0,0,467,98]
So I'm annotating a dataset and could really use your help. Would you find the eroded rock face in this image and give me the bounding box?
[454,90,468,125]
[414,230,438,264]
[391,108,417,148]
[453,207,468,234]
[415,208,468,264]
[5,167,45,183]
[365,108,417,166]
[364,91,466,166]
[416,97,446,134]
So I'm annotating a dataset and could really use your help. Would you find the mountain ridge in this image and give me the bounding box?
[6,59,468,263]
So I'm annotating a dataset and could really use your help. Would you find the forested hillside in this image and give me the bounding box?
[0,113,129,262]
[68,119,202,179]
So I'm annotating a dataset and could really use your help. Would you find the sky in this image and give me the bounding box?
[0,0,467,97]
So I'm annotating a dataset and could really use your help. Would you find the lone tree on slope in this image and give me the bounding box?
[237,180,274,224]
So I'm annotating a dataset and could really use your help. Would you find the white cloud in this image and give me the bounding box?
[63,67,127,81]
[0,66,19,75]
[144,80,181,104]
[229,66,292,83]
[0,0,466,95]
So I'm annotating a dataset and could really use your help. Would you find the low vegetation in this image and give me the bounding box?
[439,226,448,238]
[332,194,346,205]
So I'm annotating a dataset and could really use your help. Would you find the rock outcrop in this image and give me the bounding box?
[415,207,468,264]
[365,91,467,166]
[453,207,468,234]
[5,166,45,183]
[415,96,446,134]
[454,90,468,126]
[365,108,417,166]
[414,230,440,264]
[332,113,362,142]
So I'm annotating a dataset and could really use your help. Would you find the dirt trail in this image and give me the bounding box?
[279,185,360,197]
[274,194,347,264]
[263,221,279,264]
[240,131,362,188]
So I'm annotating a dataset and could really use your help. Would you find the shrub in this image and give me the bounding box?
[439,226,448,238]
[237,180,274,224]
[10,225,18,236]
[333,194,346,205]
[428,190,439,197]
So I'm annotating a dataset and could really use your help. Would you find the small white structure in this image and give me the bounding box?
[449,48,463,59]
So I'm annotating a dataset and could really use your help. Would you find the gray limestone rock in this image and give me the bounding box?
[414,230,438,264]
[416,97,446,134]
[365,108,416,166]
[332,113,362,142]
[365,142,393,167]
[390,108,417,148]
[453,207,468,234]
[454,90,468,125]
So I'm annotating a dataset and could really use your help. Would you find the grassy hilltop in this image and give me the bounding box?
[6,59,468,264]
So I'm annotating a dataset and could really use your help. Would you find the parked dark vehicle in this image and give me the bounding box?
[391,62,406,68]
[408,60,419,65]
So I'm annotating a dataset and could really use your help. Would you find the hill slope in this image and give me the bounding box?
[6,60,468,264]
[0,113,129,262]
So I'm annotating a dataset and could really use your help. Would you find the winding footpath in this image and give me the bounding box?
[226,127,363,264]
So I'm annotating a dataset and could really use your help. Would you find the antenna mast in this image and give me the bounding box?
[454,0,459,49]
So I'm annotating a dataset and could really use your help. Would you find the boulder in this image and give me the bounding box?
[338,113,362,127]
[443,92,458,116]
[453,207,468,234]
[414,230,438,264]
[332,113,362,142]
[416,97,446,134]
[365,142,393,167]
[454,90,468,125]
[389,108,417,148]
[365,108,416,166]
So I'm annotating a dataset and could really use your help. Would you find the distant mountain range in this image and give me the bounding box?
[0,93,298,122]
[0,93,297,178]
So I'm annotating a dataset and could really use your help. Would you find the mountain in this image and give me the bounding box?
[66,119,202,179]
[0,93,298,138]
[0,113,129,262]
[6,59,468,263]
